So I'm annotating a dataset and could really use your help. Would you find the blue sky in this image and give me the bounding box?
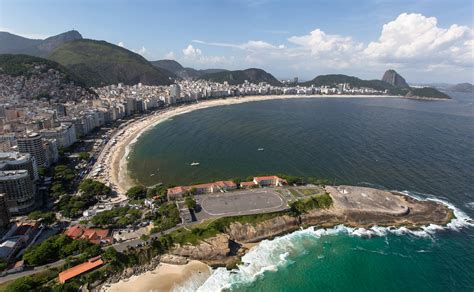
[1,0,473,83]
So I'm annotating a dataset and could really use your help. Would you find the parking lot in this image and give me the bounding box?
[197,188,289,218]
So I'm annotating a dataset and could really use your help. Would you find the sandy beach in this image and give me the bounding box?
[94,94,400,196]
[105,260,211,292]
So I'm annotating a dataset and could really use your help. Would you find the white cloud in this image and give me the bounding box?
[182,44,202,59]
[365,13,473,66]
[117,41,125,47]
[165,51,176,59]
[181,44,233,65]
[192,39,278,50]
[288,29,363,58]
[133,46,147,56]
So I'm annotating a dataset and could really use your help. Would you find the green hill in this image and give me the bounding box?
[0,54,89,86]
[199,68,282,86]
[49,39,173,87]
[302,74,398,92]
[407,87,451,99]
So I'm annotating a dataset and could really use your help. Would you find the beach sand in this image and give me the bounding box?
[95,94,399,195]
[106,260,211,292]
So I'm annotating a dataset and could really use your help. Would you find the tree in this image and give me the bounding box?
[185,196,197,210]
[5,277,37,292]
[79,179,111,197]
[78,152,90,160]
[27,211,56,225]
[126,185,146,200]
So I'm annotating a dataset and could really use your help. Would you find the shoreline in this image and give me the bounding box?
[97,94,403,195]
[104,260,211,292]
[102,188,473,292]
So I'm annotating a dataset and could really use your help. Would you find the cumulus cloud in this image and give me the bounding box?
[185,12,473,81]
[288,29,363,57]
[117,41,125,47]
[133,46,147,56]
[365,13,473,66]
[182,44,202,58]
[182,44,232,65]
[165,51,176,59]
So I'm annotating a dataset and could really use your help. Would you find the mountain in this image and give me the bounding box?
[151,59,227,80]
[382,69,409,88]
[447,82,473,93]
[49,39,174,87]
[303,74,396,92]
[0,54,96,101]
[0,30,82,57]
[199,68,282,86]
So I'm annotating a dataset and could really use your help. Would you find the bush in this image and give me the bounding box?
[184,196,197,210]
[27,211,56,225]
[126,185,147,200]
[79,179,111,197]
[290,193,333,215]
[23,235,94,266]
[149,203,180,233]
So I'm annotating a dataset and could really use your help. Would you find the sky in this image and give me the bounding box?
[1,0,473,83]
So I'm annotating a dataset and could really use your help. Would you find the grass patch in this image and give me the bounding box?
[170,211,288,245]
[289,193,333,214]
[299,188,324,196]
[288,188,302,198]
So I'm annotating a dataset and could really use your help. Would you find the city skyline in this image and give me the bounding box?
[1,0,473,83]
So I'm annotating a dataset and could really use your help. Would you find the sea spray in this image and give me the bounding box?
[195,194,473,292]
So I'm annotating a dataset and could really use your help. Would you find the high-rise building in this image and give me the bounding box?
[0,152,38,181]
[16,132,46,168]
[0,170,35,214]
[0,194,10,228]
[170,84,180,104]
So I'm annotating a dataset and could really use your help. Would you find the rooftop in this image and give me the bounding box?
[58,256,104,284]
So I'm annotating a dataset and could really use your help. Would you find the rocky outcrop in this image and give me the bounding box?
[160,254,188,265]
[382,69,409,88]
[226,215,299,243]
[172,234,231,260]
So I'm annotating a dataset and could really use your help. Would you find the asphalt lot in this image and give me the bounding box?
[198,188,288,217]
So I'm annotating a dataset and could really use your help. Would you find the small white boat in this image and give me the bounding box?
[258,148,265,151]
[190,162,200,166]
[150,173,155,176]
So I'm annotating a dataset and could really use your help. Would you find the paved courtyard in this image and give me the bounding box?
[196,188,288,218]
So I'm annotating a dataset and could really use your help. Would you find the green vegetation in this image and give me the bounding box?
[90,206,141,228]
[2,269,60,292]
[50,164,76,198]
[148,202,180,233]
[184,196,197,210]
[146,184,168,200]
[78,151,90,160]
[22,235,97,266]
[27,211,56,225]
[302,74,396,92]
[199,68,282,86]
[48,39,173,87]
[0,258,7,270]
[79,179,111,197]
[126,185,147,200]
[170,211,286,245]
[407,87,451,99]
[289,193,333,215]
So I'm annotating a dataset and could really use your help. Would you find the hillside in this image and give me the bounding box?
[0,54,96,101]
[151,59,227,80]
[0,30,82,57]
[406,87,451,99]
[49,39,173,87]
[447,83,473,93]
[302,74,403,94]
[199,68,282,86]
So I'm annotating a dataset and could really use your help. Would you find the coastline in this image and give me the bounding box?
[97,94,402,195]
[104,260,211,292]
[102,188,473,292]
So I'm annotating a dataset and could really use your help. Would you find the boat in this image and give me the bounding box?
[190,162,200,166]
[150,173,155,176]
[258,148,265,151]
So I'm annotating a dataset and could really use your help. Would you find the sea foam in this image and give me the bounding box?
[183,191,474,292]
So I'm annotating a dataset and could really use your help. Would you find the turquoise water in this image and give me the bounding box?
[128,94,474,291]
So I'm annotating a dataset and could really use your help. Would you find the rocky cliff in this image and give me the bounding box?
[226,215,299,243]
[382,69,409,88]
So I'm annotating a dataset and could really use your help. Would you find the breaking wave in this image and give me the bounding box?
[189,191,473,292]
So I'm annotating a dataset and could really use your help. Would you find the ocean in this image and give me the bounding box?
[128,93,474,291]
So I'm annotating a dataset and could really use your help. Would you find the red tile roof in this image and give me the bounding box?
[64,226,111,244]
[58,256,104,283]
[64,225,84,239]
